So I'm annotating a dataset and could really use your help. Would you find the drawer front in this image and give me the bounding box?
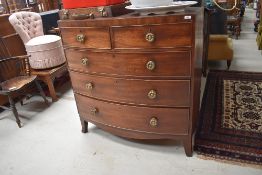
[65,49,191,77]
[112,23,192,49]
[60,27,111,49]
[75,93,189,135]
[70,72,190,107]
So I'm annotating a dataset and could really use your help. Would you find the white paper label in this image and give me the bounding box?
[184,16,192,20]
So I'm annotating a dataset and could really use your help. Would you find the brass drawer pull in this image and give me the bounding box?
[90,107,98,115]
[76,34,85,43]
[72,13,95,20]
[89,13,95,19]
[81,58,89,66]
[149,117,158,127]
[98,7,108,17]
[145,32,155,43]
[85,82,93,90]
[61,9,69,20]
[148,90,157,99]
[146,60,156,71]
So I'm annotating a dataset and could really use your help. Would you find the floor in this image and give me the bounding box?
[0,7,262,175]
[208,8,262,72]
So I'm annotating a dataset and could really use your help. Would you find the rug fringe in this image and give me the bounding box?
[196,153,262,170]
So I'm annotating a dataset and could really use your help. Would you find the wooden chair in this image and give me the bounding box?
[0,55,48,128]
[226,7,241,39]
[3,0,32,13]
[27,0,54,12]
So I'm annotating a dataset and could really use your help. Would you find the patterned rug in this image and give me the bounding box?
[195,70,262,166]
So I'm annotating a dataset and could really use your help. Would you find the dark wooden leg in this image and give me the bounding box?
[35,80,49,105]
[20,100,24,106]
[227,60,232,69]
[80,118,88,133]
[44,76,58,102]
[8,95,22,128]
[183,137,193,157]
[236,25,240,39]
[231,25,235,37]
[202,62,207,77]
[20,89,27,105]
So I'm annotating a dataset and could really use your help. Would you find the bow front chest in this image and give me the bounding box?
[59,8,203,156]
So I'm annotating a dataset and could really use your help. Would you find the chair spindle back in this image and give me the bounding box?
[0,55,30,83]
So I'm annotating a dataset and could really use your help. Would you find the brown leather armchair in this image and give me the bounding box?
[208,35,234,69]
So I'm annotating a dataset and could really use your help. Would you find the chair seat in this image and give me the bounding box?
[25,35,66,69]
[227,16,239,22]
[25,35,62,50]
[0,75,37,91]
[208,35,234,61]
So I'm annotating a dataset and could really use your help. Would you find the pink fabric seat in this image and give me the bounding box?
[25,35,65,69]
[9,11,66,69]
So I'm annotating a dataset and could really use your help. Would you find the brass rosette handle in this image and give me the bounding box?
[61,10,69,20]
[149,117,158,127]
[76,34,85,43]
[145,32,155,43]
[81,58,89,66]
[90,107,98,116]
[148,90,157,99]
[85,82,93,91]
[71,13,95,20]
[146,60,156,71]
[98,7,108,17]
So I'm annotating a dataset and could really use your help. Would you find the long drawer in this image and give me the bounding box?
[65,49,191,77]
[60,27,111,49]
[112,23,192,49]
[70,71,190,107]
[75,93,189,135]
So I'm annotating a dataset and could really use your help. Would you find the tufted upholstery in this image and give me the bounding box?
[9,11,44,44]
[9,11,66,69]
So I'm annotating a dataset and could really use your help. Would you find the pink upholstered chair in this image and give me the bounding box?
[8,11,65,69]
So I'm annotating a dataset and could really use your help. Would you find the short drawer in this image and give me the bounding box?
[75,93,189,135]
[70,72,190,107]
[112,23,192,49]
[60,27,111,49]
[65,49,191,77]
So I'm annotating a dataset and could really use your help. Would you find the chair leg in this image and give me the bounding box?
[227,60,232,69]
[35,81,49,105]
[235,26,240,39]
[20,100,24,106]
[8,95,22,128]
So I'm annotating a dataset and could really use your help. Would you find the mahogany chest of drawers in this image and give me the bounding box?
[59,8,203,157]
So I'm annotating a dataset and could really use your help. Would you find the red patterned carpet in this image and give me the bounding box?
[195,70,262,166]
